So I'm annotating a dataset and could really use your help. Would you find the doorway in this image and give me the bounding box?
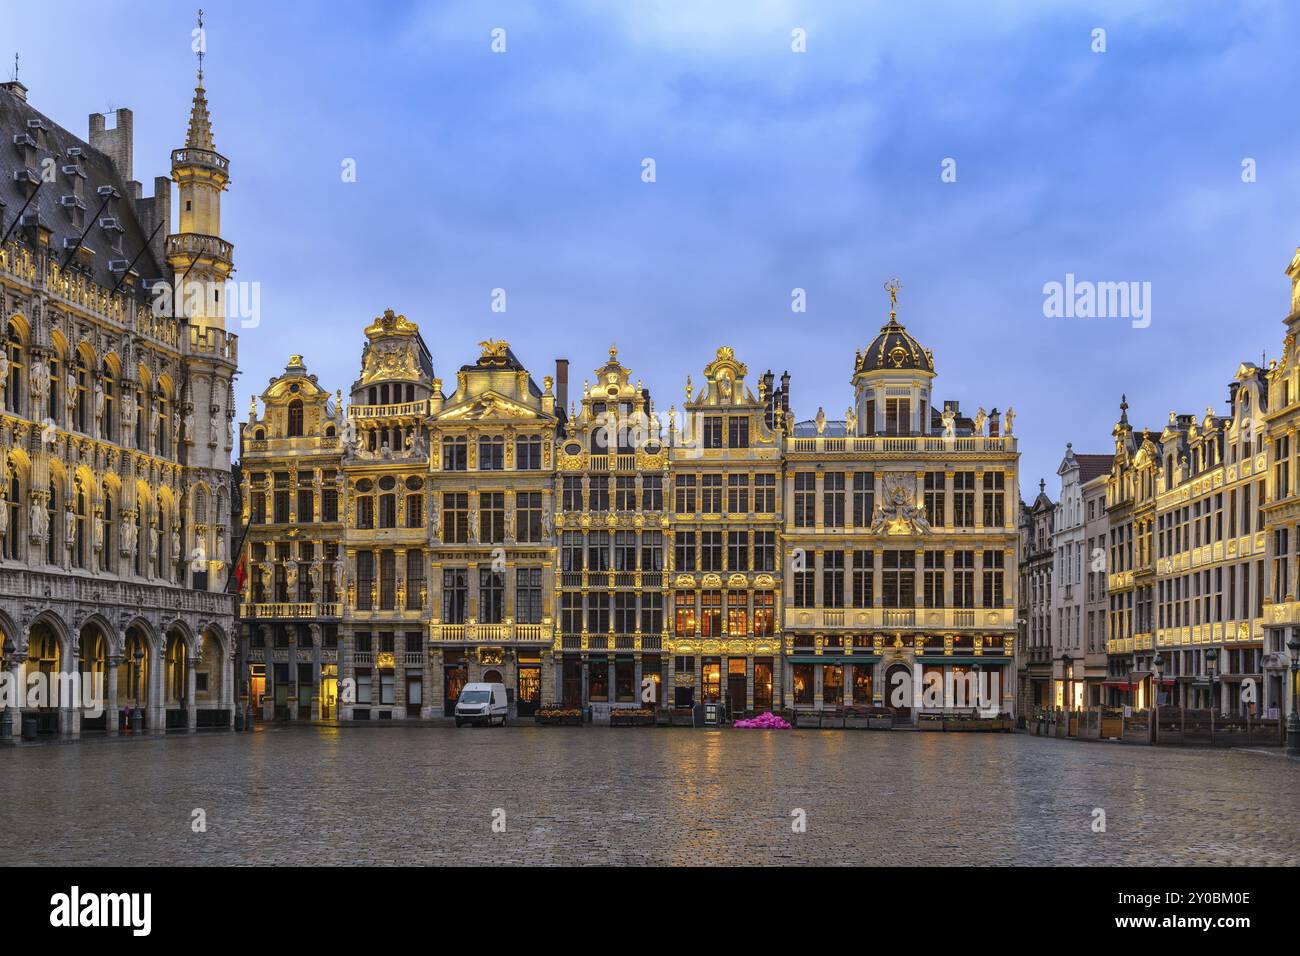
[701,659,721,703]
[886,663,912,721]
[517,665,541,717]
[726,657,747,716]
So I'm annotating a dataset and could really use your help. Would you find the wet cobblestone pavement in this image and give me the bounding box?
[2,727,1297,866]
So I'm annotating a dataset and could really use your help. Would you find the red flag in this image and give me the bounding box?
[234,551,247,591]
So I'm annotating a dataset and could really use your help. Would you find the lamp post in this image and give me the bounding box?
[972,662,983,714]
[0,637,12,741]
[1205,647,1219,743]
[1287,635,1300,757]
[1152,652,1165,745]
[131,645,144,734]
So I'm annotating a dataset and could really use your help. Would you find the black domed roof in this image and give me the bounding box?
[857,317,934,374]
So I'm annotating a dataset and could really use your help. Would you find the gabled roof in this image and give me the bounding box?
[1075,454,1112,484]
[0,85,162,297]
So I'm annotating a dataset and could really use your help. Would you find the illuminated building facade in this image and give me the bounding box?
[783,300,1019,720]
[239,356,343,720]
[0,68,238,739]
[554,347,669,712]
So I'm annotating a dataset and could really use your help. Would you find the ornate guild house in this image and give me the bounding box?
[0,66,238,739]
[235,289,1021,724]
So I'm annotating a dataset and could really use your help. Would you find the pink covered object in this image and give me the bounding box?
[734,711,791,729]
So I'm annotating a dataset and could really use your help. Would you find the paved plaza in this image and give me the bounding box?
[3,728,1296,866]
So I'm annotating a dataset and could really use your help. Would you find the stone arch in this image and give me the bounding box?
[0,605,22,655]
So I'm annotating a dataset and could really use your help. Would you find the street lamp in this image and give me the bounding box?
[132,645,144,734]
[0,637,12,741]
[1152,652,1165,745]
[1205,647,1219,713]
[1287,635,1300,757]
[1061,653,1073,715]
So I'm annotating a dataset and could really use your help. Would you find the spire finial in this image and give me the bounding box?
[884,277,901,322]
[195,9,206,87]
[11,52,17,83]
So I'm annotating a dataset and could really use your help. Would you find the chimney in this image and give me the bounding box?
[0,79,27,102]
[89,107,134,182]
[780,370,791,416]
[555,358,569,414]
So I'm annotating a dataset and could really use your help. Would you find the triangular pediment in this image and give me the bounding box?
[438,390,541,421]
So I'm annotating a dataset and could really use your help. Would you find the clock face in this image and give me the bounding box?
[564,442,582,456]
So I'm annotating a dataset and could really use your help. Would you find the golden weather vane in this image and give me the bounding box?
[196,9,205,84]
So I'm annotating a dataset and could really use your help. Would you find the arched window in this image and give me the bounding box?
[4,322,24,415]
[73,480,87,569]
[157,494,168,573]
[46,479,57,564]
[47,351,61,424]
[5,470,21,561]
[156,391,170,457]
[74,352,89,433]
[100,361,115,441]
[100,483,113,573]
[134,385,145,449]
[287,399,304,437]
[194,486,208,524]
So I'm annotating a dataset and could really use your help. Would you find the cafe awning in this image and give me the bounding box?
[916,656,1012,665]
[786,655,880,665]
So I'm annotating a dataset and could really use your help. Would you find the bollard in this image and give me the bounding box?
[130,709,143,734]
[22,716,37,741]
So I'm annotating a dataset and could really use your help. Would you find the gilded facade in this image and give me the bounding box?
[239,356,344,720]
[0,70,238,739]
[783,304,1019,719]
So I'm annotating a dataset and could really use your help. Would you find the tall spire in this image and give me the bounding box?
[186,9,214,150]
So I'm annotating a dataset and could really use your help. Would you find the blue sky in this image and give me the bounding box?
[10,0,1300,492]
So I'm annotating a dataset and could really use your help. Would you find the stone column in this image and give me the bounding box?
[61,644,81,740]
[150,643,165,735]
[6,653,23,737]
[186,658,197,731]
[106,654,120,736]
[311,626,323,721]
[286,630,298,721]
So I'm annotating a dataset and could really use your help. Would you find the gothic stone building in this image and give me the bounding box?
[0,72,238,739]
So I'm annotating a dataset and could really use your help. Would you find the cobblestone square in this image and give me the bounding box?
[2,728,1296,866]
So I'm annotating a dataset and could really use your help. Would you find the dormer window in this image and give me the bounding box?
[286,399,304,437]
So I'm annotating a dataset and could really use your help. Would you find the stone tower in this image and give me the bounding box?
[167,44,239,585]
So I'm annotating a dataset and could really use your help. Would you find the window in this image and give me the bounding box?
[953,472,976,527]
[823,550,845,607]
[478,435,505,471]
[675,475,696,514]
[641,594,663,635]
[642,474,663,512]
[406,491,422,528]
[793,564,815,608]
[727,474,748,514]
[379,550,396,610]
[701,474,722,514]
[357,551,375,610]
[852,472,874,527]
[615,531,637,570]
[852,550,874,607]
[480,492,505,543]
[675,532,696,572]
[727,591,748,635]
[479,569,505,623]
[442,436,468,471]
[923,550,944,607]
[614,593,637,634]
[753,591,775,636]
[700,531,723,572]
[728,417,749,448]
[982,472,1005,527]
[406,550,424,610]
[924,471,945,527]
[982,551,1004,608]
[516,568,542,624]
[885,398,910,435]
[588,478,609,513]
[516,491,542,542]
[563,476,583,512]
[516,435,543,470]
[728,532,749,572]
[674,592,695,636]
[561,531,584,571]
[824,472,845,528]
[587,531,610,572]
[287,399,304,437]
[700,591,722,636]
[754,473,776,513]
[753,531,775,572]
[642,532,664,571]
[883,550,914,608]
[561,592,583,633]
[794,472,816,527]
[703,417,723,448]
[954,550,975,608]
[443,492,468,543]
[615,476,636,511]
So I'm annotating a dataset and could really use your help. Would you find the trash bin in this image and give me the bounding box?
[244,711,254,731]
[21,716,37,741]
[130,709,144,734]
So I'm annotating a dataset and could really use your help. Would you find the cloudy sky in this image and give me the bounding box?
[10,0,1300,491]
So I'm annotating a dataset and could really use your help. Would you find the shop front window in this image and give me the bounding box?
[793,664,814,705]
[754,660,773,710]
[589,656,609,702]
[701,659,721,703]
[823,664,843,706]
[615,658,635,702]
[853,666,873,705]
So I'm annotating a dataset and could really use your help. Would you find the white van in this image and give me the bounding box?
[454,682,509,727]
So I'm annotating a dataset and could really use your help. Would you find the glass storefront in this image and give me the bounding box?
[754,659,773,710]
[852,665,873,705]
[701,658,721,703]
[823,664,843,706]
[793,664,814,705]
